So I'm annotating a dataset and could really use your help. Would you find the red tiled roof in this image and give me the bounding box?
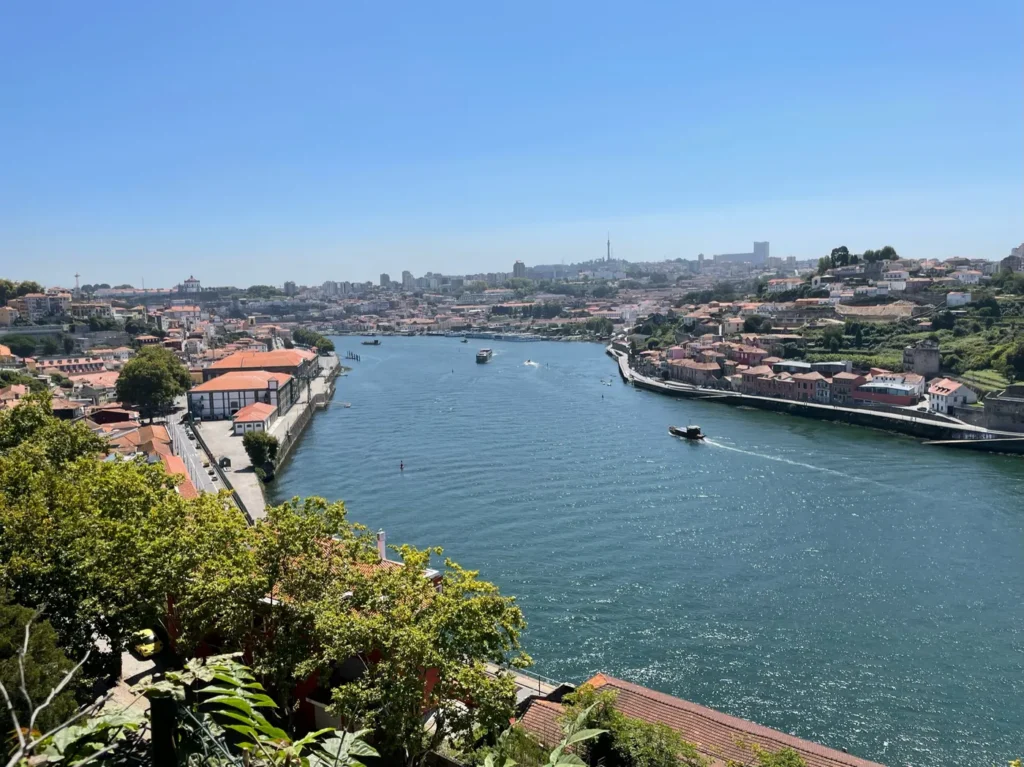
[517,699,564,748]
[162,455,199,499]
[209,349,315,370]
[233,402,277,423]
[928,378,963,396]
[583,675,884,767]
[191,370,292,392]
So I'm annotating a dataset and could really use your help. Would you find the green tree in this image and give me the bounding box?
[116,345,191,420]
[15,281,43,297]
[1005,339,1024,378]
[1,333,37,358]
[293,327,336,354]
[743,315,771,334]
[0,596,79,733]
[311,542,529,765]
[0,278,15,306]
[242,431,279,470]
[39,336,60,355]
[830,246,850,267]
[61,334,75,354]
[0,396,259,672]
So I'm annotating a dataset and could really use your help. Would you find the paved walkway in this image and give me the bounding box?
[195,354,340,521]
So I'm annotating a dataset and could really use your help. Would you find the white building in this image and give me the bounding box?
[181,275,201,293]
[947,291,972,307]
[928,378,977,414]
[953,270,982,285]
[188,370,295,420]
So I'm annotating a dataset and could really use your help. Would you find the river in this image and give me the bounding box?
[269,337,1024,766]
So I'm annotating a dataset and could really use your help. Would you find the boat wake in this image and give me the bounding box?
[703,438,860,480]
[523,360,540,367]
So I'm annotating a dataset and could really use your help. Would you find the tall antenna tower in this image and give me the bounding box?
[607,233,611,262]
[74,273,81,295]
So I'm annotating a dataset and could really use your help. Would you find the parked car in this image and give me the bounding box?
[129,628,163,660]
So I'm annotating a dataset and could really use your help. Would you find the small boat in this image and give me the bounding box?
[361,339,381,346]
[461,338,469,343]
[342,402,352,408]
[476,348,493,363]
[669,425,705,441]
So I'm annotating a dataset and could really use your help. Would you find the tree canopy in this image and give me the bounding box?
[0,395,259,673]
[0,594,79,732]
[115,345,192,420]
[0,398,530,765]
[292,327,335,353]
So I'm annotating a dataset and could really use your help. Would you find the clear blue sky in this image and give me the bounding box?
[2,1,1021,287]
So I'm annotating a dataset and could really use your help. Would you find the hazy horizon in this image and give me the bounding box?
[2,1,1021,286]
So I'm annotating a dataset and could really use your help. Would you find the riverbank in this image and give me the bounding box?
[607,346,1024,453]
[194,353,341,522]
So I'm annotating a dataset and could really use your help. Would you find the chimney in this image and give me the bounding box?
[376,530,386,561]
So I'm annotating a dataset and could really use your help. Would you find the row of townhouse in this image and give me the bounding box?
[738,364,927,407]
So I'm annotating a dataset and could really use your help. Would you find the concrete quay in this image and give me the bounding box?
[194,354,340,522]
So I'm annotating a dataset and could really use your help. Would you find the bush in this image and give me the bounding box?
[563,685,706,767]
[242,430,279,470]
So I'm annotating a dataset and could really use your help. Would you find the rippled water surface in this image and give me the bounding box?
[270,337,1024,766]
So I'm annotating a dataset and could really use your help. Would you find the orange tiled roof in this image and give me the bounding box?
[161,455,199,499]
[233,402,277,422]
[208,349,315,370]
[583,675,884,767]
[191,371,292,392]
[517,699,564,748]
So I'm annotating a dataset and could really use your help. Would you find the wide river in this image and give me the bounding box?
[270,337,1024,766]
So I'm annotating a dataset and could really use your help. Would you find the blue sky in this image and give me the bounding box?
[1,1,1021,287]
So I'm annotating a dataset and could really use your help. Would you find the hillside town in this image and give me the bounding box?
[3,240,1023,437]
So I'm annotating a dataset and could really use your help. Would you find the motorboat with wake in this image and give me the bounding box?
[669,425,705,441]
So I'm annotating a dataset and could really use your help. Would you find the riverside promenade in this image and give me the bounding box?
[196,353,340,522]
[607,346,1024,451]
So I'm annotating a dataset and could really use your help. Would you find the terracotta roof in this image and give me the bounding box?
[0,384,29,400]
[70,371,120,388]
[517,699,564,748]
[191,370,292,392]
[233,402,277,422]
[743,365,774,377]
[208,349,315,370]
[832,372,863,381]
[162,455,199,499]
[928,378,963,395]
[584,675,884,767]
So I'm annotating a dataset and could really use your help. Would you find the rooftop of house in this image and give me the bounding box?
[208,349,316,370]
[70,371,120,388]
[233,402,277,422]
[162,455,199,499]
[519,674,884,767]
[191,370,293,392]
[929,378,964,396]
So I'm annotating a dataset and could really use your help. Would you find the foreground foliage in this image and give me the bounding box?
[0,397,528,766]
[563,686,706,767]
